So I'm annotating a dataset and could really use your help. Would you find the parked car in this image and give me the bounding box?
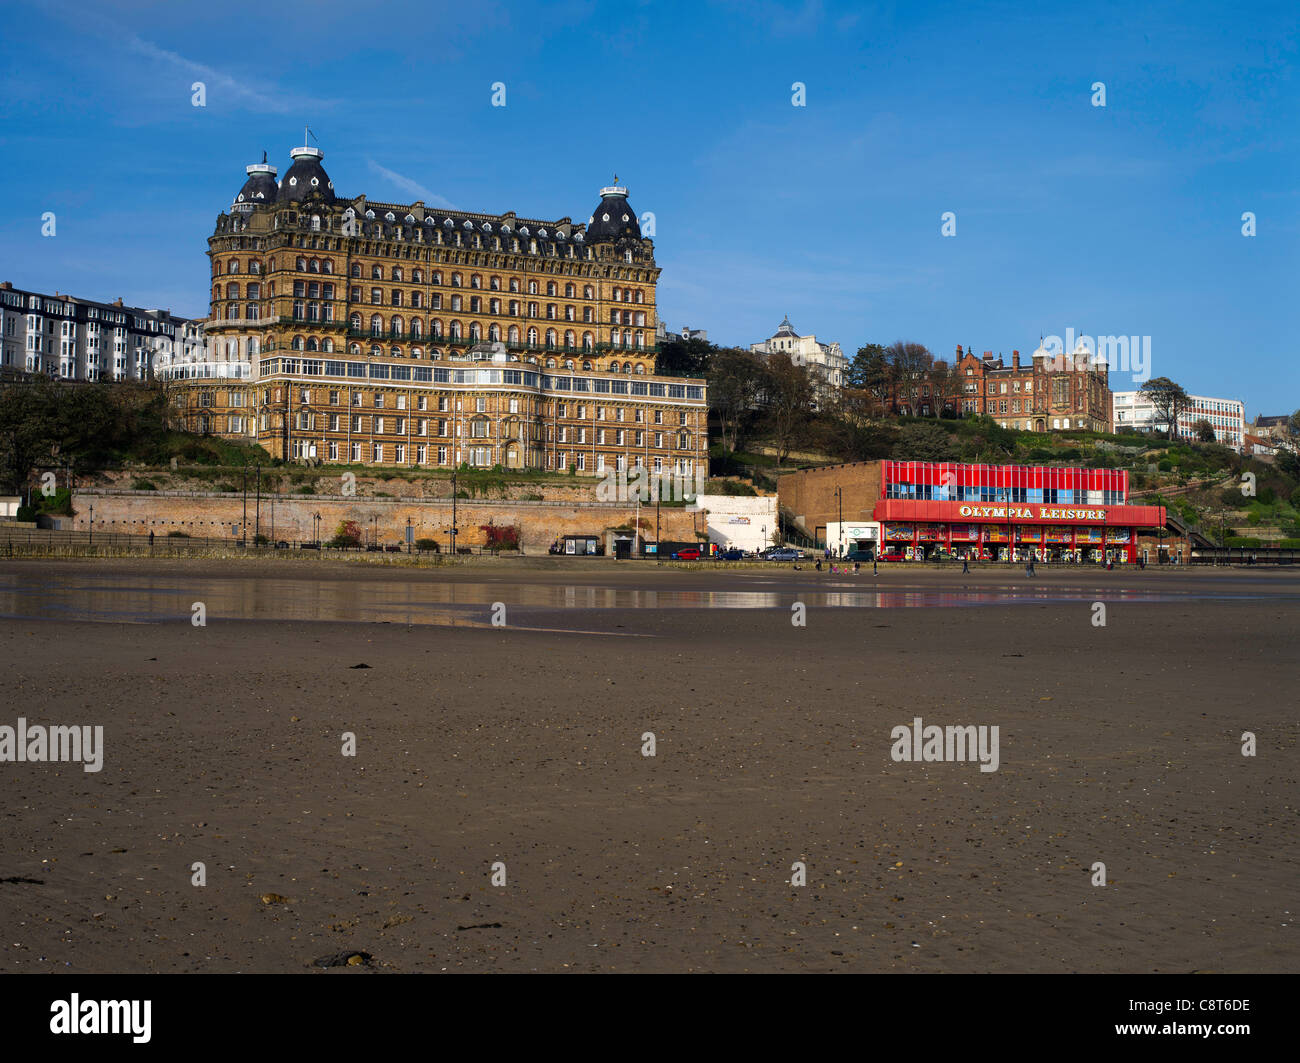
[717,548,747,561]
[671,547,702,560]
[844,548,875,562]
[878,550,906,561]
[764,547,803,562]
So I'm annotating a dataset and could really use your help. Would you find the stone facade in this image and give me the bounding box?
[162,141,708,480]
[72,491,703,554]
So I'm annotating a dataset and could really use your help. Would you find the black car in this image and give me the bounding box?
[718,548,747,560]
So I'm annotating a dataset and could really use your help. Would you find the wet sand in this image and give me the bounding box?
[0,560,1296,972]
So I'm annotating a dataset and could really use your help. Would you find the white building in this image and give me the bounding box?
[697,493,778,554]
[0,281,186,382]
[1112,390,1245,452]
[750,316,846,392]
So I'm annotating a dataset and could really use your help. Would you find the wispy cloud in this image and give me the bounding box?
[123,34,330,114]
[366,160,458,209]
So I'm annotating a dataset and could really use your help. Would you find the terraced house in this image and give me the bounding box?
[160,142,707,476]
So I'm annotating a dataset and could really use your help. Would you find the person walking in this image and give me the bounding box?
[148,530,155,549]
[962,556,970,575]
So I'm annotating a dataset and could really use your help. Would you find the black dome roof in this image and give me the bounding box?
[233,154,278,210]
[586,183,640,243]
[279,146,335,203]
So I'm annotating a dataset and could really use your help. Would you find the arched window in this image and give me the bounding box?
[469,322,481,341]
[322,338,333,352]
[634,363,645,374]
[296,258,306,271]
[309,259,320,273]
[432,271,442,285]
[565,330,575,348]
[293,335,305,351]
[413,268,423,283]
[528,327,539,346]
[370,314,382,335]
[392,267,402,281]
[350,343,361,354]
[391,346,401,358]
[351,263,361,277]
[564,358,574,369]
[412,346,423,358]
[391,315,403,335]
[488,324,500,342]
[565,283,576,298]
[410,318,423,339]
[370,344,382,358]
[508,325,520,343]
[584,334,595,350]
[449,320,461,339]
[451,295,462,312]
[545,329,557,348]
[226,282,239,299]
[322,260,333,274]
[471,274,482,289]
[431,320,443,338]
[623,362,632,374]
[546,357,556,368]
[582,360,592,371]
[306,337,318,351]
[451,273,462,287]
[371,265,382,279]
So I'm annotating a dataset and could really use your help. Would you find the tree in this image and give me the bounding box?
[884,341,935,414]
[1139,377,1190,439]
[926,359,960,417]
[656,336,713,378]
[1194,418,1215,442]
[760,353,814,469]
[843,343,890,413]
[1288,409,1300,436]
[707,347,766,454]
[892,421,958,462]
[0,377,60,493]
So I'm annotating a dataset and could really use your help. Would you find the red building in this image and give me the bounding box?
[873,460,1165,562]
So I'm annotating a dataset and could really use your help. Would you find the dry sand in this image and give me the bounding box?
[0,559,1296,972]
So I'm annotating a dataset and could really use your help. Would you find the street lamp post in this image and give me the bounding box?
[88,501,93,547]
[254,463,262,543]
[241,463,248,545]
[835,485,843,558]
[450,464,458,555]
[407,515,412,554]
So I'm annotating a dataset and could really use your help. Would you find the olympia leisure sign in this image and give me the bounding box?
[956,504,1109,521]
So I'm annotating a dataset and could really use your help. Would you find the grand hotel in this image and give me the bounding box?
[159,142,707,476]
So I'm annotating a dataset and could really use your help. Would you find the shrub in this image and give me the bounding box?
[479,520,520,550]
[166,530,190,538]
[1157,460,1173,472]
[1225,536,1262,548]
[1278,538,1300,550]
[254,533,269,545]
[329,520,362,547]
[132,478,158,491]
[16,504,36,521]
[414,538,440,552]
[294,485,315,495]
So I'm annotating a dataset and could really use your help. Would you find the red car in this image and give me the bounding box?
[878,550,906,561]
[671,547,702,560]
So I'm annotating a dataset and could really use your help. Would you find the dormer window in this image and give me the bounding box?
[365,210,375,219]
[385,212,396,221]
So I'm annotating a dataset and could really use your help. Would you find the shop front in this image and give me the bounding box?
[873,461,1166,563]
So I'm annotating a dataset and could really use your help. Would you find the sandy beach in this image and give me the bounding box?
[0,559,1296,972]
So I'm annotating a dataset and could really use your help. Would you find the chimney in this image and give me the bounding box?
[0,281,10,290]
[955,344,963,357]
[113,298,124,307]
[1012,349,1020,368]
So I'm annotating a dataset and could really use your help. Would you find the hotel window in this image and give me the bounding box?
[395,444,406,463]
[373,443,383,462]
[351,443,362,461]
[328,441,339,460]
[418,419,427,436]
[374,394,384,407]
[475,396,486,413]
[635,430,644,445]
[437,446,448,464]
[375,416,385,433]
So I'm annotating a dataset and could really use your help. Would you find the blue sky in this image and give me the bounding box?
[1,0,1296,416]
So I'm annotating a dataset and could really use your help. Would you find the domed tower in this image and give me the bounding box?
[279,141,336,203]
[586,180,653,266]
[232,152,278,213]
